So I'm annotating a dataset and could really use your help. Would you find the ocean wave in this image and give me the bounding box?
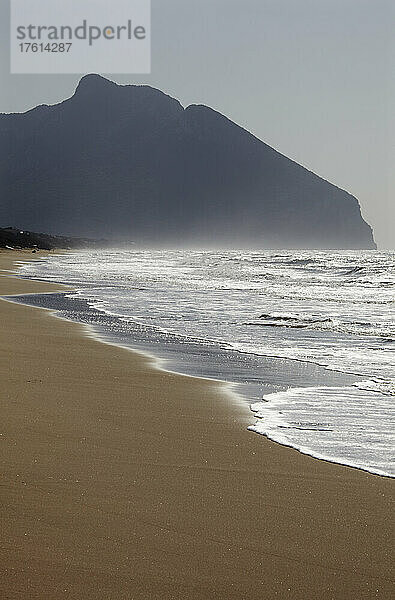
[255,313,334,329]
[280,258,319,266]
[354,379,395,396]
[343,265,365,276]
[242,311,395,339]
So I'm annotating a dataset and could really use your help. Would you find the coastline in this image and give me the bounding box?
[0,250,394,599]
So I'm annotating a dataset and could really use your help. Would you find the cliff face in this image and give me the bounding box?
[0,74,376,248]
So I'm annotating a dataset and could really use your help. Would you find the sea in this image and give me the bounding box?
[13,248,394,478]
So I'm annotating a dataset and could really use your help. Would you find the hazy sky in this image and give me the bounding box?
[1,0,393,248]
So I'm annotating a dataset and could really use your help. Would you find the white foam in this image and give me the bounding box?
[249,385,394,477]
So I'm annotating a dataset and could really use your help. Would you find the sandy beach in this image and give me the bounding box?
[0,250,393,599]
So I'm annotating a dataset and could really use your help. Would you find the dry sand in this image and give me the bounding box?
[0,249,393,599]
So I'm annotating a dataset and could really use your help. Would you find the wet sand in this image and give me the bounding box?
[0,249,393,599]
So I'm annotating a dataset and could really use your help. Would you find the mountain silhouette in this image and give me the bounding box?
[0,74,376,248]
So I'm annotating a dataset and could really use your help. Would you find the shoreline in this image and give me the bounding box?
[8,276,392,480]
[6,290,393,480]
[0,249,394,599]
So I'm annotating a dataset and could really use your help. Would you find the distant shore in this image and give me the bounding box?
[0,249,393,599]
[0,226,107,251]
